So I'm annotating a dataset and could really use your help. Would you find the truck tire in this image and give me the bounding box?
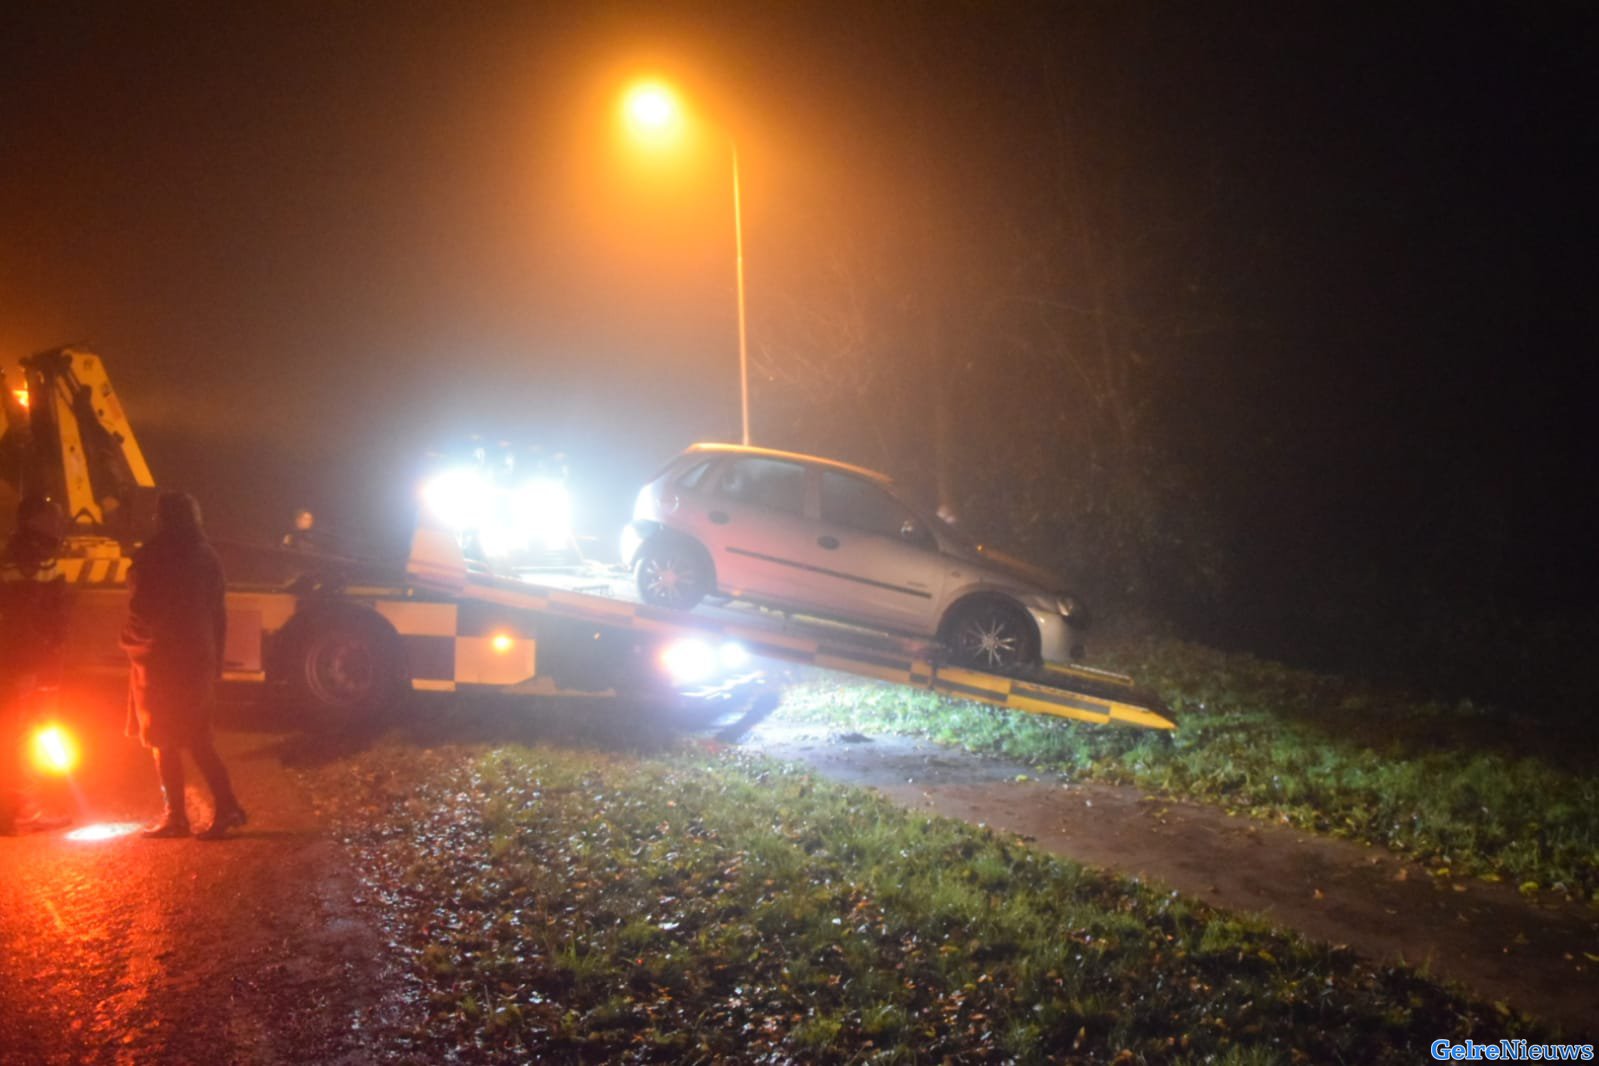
[285,615,406,726]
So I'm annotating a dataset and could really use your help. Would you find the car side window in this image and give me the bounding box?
[675,459,713,491]
[714,458,806,514]
[820,471,928,545]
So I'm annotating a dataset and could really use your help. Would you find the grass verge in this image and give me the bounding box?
[781,637,1599,901]
[310,731,1544,1063]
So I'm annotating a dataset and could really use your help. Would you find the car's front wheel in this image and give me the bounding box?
[636,537,712,610]
[944,599,1039,671]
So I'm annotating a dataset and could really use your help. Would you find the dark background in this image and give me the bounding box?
[3,2,1594,697]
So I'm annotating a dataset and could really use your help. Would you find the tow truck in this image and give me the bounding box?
[1,347,1173,732]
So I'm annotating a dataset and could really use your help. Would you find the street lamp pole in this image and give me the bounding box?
[621,81,754,445]
[731,138,751,446]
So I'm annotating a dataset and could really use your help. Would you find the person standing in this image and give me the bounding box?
[0,496,68,835]
[121,491,246,840]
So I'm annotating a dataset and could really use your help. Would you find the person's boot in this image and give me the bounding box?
[196,804,247,841]
[142,810,191,838]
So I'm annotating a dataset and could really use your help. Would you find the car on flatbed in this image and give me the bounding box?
[622,443,1088,670]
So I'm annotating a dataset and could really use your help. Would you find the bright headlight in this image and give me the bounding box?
[421,467,492,531]
[661,638,718,684]
[718,642,751,671]
[511,477,572,552]
[659,638,749,685]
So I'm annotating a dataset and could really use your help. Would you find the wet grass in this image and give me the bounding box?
[781,637,1599,902]
[309,732,1547,1063]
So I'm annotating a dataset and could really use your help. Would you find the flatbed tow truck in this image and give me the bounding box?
[2,347,1173,732]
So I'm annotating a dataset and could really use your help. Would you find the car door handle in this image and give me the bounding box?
[709,511,730,524]
[817,535,839,550]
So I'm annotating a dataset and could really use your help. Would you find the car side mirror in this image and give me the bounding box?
[900,519,931,548]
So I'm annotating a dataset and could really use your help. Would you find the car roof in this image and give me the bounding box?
[682,442,893,485]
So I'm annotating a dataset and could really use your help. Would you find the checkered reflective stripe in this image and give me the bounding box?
[52,557,131,584]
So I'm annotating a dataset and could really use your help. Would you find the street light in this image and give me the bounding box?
[622,80,752,446]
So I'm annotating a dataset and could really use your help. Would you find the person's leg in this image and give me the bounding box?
[191,728,246,839]
[189,729,240,813]
[2,678,37,831]
[0,704,20,834]
[143,746,191,836]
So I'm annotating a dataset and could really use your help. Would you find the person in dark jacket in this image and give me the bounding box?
[0,495,68,834]
[122,491,246,840]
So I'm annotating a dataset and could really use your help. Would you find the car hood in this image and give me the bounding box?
[946,541,1064,593]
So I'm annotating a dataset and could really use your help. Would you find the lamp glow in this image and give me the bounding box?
[624,82,681,139]
[617,76,751,444]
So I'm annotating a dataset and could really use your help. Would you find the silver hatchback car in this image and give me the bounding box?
[622,444,1088,669]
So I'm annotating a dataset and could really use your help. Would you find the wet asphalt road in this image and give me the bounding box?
[0,682,390,1066]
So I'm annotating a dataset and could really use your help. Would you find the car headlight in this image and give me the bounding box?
[1056,595,1087,622]
[659,638,750,685]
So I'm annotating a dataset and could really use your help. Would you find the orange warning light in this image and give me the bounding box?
[30,723,79,775]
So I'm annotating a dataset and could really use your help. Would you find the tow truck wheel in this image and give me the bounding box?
[944,599,1039,671]
[636,537,710,610]
[289,618,405,723]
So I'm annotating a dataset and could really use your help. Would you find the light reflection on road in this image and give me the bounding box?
[1,683,390,1064]
[64,823,143,842]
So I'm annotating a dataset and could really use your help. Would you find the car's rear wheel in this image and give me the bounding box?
[944,599,1039,671]
[636,537,711,610]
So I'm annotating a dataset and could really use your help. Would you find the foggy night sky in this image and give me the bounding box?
[2,3,1594,637]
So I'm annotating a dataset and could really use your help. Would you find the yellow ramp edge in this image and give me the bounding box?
[1107,701,1177,730]
[815,655,911,684]
[1005,692,1112,725]
[932,665,1013,696]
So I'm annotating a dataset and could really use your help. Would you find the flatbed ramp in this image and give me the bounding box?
[468,565,1175,731]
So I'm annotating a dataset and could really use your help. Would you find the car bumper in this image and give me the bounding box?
[1030,608,1088,664]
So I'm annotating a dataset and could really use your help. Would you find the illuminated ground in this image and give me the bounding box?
[0,683,406,1065]
[1,680,1592,1062]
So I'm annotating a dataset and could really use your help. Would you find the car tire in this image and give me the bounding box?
[636,536,712,610]
[944,598,1039,671]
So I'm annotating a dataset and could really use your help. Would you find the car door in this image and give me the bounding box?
[690,456,811,600]
[790,470,948,633]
